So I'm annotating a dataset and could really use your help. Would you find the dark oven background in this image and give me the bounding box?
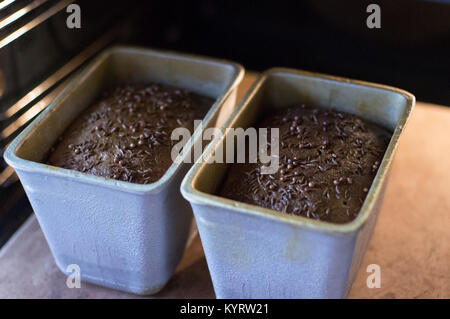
[0,0,449,247]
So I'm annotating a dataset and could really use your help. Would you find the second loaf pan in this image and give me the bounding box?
[181,68,415,298]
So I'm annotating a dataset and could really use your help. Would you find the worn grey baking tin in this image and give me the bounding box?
[181,68,415,299]
[3,46,244,295]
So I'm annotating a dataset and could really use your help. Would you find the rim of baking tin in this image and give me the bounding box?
[181,67,415,234]
[3,45,245,195]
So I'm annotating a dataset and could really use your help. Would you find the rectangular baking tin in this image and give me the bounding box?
[3,46,244,295]
[181,68,414,298]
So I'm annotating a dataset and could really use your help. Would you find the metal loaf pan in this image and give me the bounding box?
[3,46,244,295]
[181,68,414,298]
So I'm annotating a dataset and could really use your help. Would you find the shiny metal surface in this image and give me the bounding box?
[0,0,72,49]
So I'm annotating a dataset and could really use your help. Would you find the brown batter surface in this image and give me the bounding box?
[47,83,213,184]
[217,104,392,224]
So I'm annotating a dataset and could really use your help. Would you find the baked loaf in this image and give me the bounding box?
[47,83,213,184]
[217,104,391,224]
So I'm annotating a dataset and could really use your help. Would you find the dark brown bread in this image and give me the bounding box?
[47,83,213,184]
[217,104,391,224]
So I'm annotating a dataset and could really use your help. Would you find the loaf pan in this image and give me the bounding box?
[181,68,414,298]
[3,46,244,295]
